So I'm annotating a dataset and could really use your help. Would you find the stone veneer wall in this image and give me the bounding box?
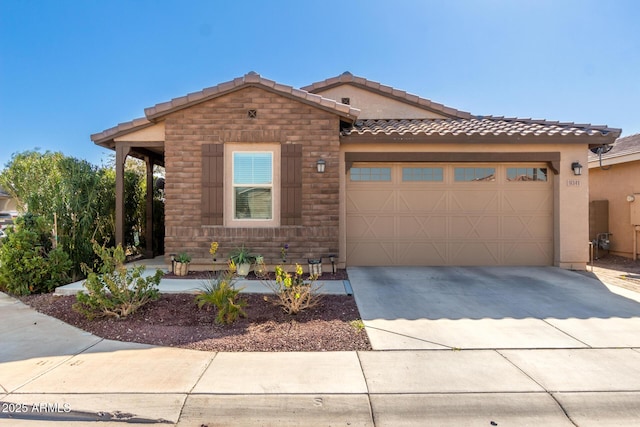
[163,86,341,269]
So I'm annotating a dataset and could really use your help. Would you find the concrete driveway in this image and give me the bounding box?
[348,266,640,350]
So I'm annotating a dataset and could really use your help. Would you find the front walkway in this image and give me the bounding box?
[55,256,351,296]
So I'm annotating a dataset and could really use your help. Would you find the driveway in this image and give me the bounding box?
[348,266,640,350]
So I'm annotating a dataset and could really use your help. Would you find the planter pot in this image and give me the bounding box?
[175,261,190,276]
[236,262,251,277]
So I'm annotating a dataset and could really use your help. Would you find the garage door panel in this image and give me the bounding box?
[347,190,395,212]
[347,241,394,266]
[450,242,500,265]
[400,242,447,264]
[346,215,395,239]
[503,216,553,238]
[397,190,447,212]
[397,215,447,238]
[450,191,500,212]
[503,242,552,265]
[450,216,499,239]
[346,163,553,266]
[503,190,552,212]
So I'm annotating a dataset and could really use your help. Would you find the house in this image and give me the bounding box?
[588,133,640,259]
[91,72,619,270]
[0,187,18,213]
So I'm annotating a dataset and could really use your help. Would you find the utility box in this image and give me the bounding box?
[589,200,609,241]
[631,194,640,225]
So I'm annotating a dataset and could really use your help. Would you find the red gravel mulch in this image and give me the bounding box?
[20,293,371,352]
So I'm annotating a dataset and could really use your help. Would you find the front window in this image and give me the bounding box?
[454,167,496,182]
[233,152,273,220]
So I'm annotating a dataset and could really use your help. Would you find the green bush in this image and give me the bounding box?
[0,213,72,295]
[195,269,247,324]
[73,242,163,319]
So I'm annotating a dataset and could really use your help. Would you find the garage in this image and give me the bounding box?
[346,163,553,266]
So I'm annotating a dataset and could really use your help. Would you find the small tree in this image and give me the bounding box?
[0,213,72,295]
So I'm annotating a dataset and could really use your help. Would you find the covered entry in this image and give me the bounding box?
[346,162,553,266]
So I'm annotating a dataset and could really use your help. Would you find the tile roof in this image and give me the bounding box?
[588,132,640,162]
[91,117,153,145]
[302,71,473,120]
[144,71,360,121]
[342,118,621,141]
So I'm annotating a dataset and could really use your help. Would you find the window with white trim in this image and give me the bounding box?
[233,152,273,220]
[224,143,280,228]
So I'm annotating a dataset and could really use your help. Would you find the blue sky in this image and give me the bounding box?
[1,0,639,169]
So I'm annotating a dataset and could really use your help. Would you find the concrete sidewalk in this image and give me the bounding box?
[54,257,353,296]
[2,292,640,425]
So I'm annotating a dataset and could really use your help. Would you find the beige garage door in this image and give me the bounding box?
[346,163,553,266]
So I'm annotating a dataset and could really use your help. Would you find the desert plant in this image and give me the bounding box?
[174,252,192,263]
[229,245,254,265]
[73,242,163,319]
[0,213,72,295]
[262,264,322,315]
[195,269,247,324]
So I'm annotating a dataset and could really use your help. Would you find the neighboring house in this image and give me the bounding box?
[0,187,18,214]
[91,72,619,270]
[588,133,640,259]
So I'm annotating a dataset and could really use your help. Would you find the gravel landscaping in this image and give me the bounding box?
[20,292,372,352]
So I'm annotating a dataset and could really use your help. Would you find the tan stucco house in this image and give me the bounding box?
[589,133,640,259]
[0,188,18,213]
[91,72,619,270]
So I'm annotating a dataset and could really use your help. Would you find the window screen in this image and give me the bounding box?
[233,152,273,219]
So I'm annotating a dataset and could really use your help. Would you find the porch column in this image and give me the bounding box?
[115,144,130,247]
[145,156,154,258]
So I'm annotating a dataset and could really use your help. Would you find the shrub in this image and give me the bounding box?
[0,213,72,295]
[195,269,247,325]
[73,242,163,319]
[262,264,323,315]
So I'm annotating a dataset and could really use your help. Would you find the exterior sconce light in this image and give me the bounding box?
[317,159,326,173]
[571,162,583,176]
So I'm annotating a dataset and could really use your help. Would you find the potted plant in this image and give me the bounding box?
[174,252,192,276]
[229,245,253,277]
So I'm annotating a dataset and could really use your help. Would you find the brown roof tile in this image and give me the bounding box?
[588,132,640,162]
[302,71,473,120]
[342,118,621,141]
[144,72,360,121]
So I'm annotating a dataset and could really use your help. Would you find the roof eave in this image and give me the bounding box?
[91,117,155,149]
[340,132,619,146]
